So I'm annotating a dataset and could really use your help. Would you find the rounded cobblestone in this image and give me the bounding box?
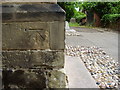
[65,45,119,88]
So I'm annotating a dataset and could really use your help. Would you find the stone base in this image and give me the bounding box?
[2,69,67,89]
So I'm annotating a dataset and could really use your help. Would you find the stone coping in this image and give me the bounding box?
[2,3,65,21]
[2,3,65,13]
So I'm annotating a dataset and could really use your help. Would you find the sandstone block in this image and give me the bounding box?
[2,22,49,50]
[2,69,46,89]
[2,50,64,69]
[2,21,65,50]
[46,70,67,88]
[50,21,65,50]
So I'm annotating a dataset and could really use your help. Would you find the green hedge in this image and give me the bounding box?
[101,14,120,26]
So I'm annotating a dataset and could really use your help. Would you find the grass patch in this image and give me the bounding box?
[69,22,99,29]
[69,22,80,27]
[69,23,94,28]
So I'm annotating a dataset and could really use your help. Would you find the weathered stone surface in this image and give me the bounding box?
[65,21,70,30]
[2,50,64,69]
[15,12,65,22]
[46,70,67,88]
[2,22,50,50]
[50,21,65,50]
[2,3,66,89]
[2,0,57,3]
[2,4,65,50]
[2,69,46,89]
[2,69,67,89]
[2,4,65,22]
[2,21,65,50]
[70,18,76,23]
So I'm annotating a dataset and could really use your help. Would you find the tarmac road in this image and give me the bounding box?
[66,27,118,62]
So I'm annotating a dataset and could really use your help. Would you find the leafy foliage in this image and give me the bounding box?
[101,14,120,26]
[73,12,86,23]
[80,2,96,11]
[58,2,120,27]
[80,2,120,17]
[58,2,77,21]
[80,2,120,27]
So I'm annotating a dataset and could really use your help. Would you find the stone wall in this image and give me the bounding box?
[2,3,67,89]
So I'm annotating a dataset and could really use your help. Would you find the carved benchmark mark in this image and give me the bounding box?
[37,32,45,41]
[24,28,44,31]
[24,28,45,41]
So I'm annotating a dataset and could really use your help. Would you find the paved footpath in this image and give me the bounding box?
[64,27,119,88]
[65,56,99,88]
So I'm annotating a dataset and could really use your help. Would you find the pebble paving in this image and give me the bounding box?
[65,31,119,89]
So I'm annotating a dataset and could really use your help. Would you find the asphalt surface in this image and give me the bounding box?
[66,27,118,61]
[65,27,119,88]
